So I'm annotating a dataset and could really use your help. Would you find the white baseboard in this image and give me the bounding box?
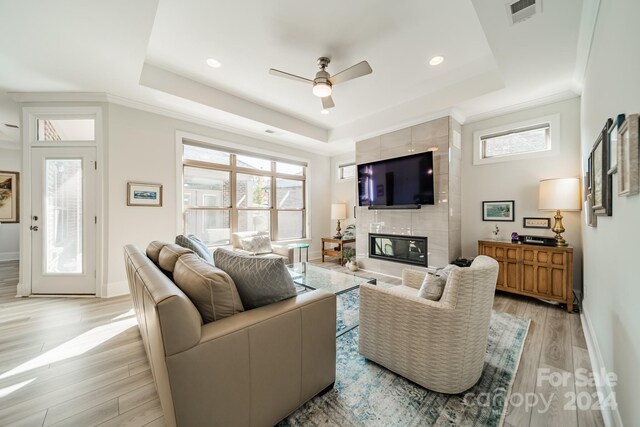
[0,252,19,261]
[105,280,130,298]
[581,307,624,427]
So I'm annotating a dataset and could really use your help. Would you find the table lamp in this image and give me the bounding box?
[331,203,347,239]
[538,177,581,246]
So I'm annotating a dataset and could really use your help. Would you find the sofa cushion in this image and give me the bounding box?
[159,244,193,275]
[173,253,244,323]
[240,234,273,255]
[175,234,213,264]
[213,248,297,310]
[146,241,169,265]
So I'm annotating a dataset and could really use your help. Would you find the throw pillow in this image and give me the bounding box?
[173,253,244,323]
[175,234,213,264]
[418,273,446,301]
[213,248,297,310]
[158,244,193,275]
[240,235,273,255]
[146,241,169,265]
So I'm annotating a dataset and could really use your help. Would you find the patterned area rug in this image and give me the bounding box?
[336,289,360,336]
[280,309,529,427]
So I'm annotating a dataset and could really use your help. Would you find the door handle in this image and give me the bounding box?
[30,226,39,231]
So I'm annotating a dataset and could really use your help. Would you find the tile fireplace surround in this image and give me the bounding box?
[355,116,462,277]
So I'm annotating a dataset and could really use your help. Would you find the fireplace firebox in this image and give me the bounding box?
[369,233,428,267]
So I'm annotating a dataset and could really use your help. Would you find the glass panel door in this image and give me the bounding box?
[31,147,96,294]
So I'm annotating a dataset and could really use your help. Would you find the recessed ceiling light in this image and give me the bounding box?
[429,56,444,66]
[320,109,330,115]
[206,58,221,68]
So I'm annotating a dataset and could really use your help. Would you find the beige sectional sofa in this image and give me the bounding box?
[124,244,336,427]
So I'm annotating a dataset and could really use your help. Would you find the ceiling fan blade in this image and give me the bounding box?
[269,68,313,84]
[329,61,372,85]
[321,95,335,109]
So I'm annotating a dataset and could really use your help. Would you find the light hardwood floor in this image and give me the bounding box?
[0,260,604,427]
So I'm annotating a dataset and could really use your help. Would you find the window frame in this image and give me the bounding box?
[181,141,307,246]
[337,162,356,182]
[472,114,560,165]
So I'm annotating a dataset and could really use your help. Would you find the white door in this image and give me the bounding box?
[31,147,97,294]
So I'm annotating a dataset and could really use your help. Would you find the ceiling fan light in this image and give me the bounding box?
[312,82,332,98]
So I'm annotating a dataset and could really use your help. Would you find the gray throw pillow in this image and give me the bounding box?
[173,253,244,323]
[213,248,297,310]
[418,264,461,301]
[418,273,446,301]
[175,234,213,264]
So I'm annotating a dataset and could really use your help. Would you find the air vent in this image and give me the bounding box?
[3,123,19,129]
[506,0,541,25]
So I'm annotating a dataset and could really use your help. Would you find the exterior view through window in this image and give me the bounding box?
[182,142,306,246]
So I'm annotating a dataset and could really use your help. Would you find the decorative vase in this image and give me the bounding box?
[349,261,358,272]
[344,261,351,269]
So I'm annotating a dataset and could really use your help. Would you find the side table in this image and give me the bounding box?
[321,237,355,266]
[288,243,310,263]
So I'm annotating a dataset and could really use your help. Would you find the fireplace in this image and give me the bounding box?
[369,233,428,267]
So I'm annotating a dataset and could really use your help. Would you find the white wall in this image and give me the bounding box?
[580,1,640,424]
[461,97,583,292]
[330,153,356,229]
[106,104,331,295]
[0,147,21,261]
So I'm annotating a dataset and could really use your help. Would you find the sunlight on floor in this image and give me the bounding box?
[0,378,36,399]
[112,308,135,320]
[0,317,137,380]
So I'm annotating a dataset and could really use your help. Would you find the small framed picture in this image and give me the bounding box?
[0,170,19,223]
[608,114,625,174]
[617,113,639,197]
[591,118,613,216]
[523,217,551,229]
[482,200,515,222]
[127,182,163,207]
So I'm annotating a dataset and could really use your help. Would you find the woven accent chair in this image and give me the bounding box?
[358,255,499,394]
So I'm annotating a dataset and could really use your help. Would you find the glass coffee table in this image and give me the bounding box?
[288,263,376,337]
[288,262,376,294]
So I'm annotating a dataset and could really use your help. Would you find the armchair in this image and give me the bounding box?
[358,255,499,394]
[230,231,294,263]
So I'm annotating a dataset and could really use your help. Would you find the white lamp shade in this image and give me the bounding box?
[539,178,581,211]
[331,203,347,220]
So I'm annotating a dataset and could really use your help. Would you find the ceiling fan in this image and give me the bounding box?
[269,57,372,111]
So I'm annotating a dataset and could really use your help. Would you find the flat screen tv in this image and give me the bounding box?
[358,151,434,208]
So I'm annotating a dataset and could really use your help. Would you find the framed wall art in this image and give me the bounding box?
[608,114,625,174]
[0,170,19,223]
[482,200,515,221]
[591,118,613,216]
[127,182,163,207]
[617,113,639,197]
[523,217,551,229]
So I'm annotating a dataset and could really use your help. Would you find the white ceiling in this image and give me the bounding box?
[0,0,589,155]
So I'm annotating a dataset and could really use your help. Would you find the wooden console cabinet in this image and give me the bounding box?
[478,240,574,312]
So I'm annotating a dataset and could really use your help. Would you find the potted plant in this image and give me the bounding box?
[342,248,356,270]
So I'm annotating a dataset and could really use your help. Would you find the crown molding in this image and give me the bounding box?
[8,92,109,103]
[463,91,580,124]
[573,0,602,87]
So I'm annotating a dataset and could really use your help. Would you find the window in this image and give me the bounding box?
[36,118,95,141]
[338,163,356,181]
[182,142,306,245]
[473,115,559,165]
